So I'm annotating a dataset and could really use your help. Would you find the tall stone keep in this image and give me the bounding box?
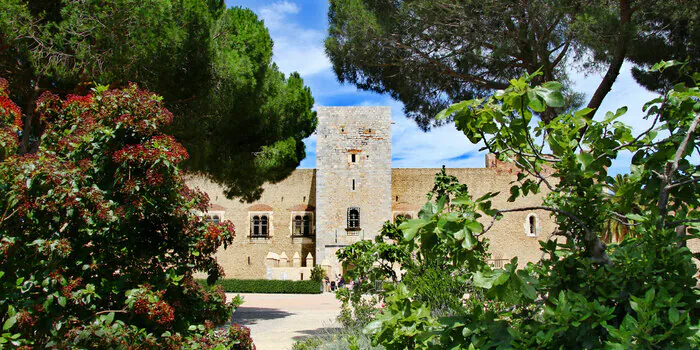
[315,107,392,275]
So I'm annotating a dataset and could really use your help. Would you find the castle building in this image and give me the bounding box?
[188,107,555,280]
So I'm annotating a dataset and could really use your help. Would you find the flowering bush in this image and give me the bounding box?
[0,83,250,347]
[0,78,22,161]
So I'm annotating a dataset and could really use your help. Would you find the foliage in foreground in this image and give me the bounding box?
[0,1,316,202]
[337,62,700,348]
[201,279,322,294]
[0,82,252,348]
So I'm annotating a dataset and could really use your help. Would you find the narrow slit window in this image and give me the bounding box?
[529,215,536,236]
[352,179,355,191]
[351,154,356,163]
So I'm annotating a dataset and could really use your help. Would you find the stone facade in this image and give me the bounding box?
[315,107,392,277]
[189,106,557,280]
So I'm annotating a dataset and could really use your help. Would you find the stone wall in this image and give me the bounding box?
[392,166,556,265]
[188,169,317,280]
[315,107,392,278]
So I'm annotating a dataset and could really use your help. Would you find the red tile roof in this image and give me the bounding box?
[288,204,315,211]
[209,204,226,211]
[247,204,274,212]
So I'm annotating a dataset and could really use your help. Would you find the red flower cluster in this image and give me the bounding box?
[112,135,188,165]
[16,310,37,329]
[0,95,22,128]
[0,78,22,157]
[134,295,176,326]
[62,277,83,298]
[228,323,255,350]
[63,94,93,108]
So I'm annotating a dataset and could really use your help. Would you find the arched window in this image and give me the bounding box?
[212,215,220,224]
[393,212,414,223]
[525,213,538,237]
[347,207,360,229]
[294,215,303,235]
[252,215,269,237]
[303,214,312,235]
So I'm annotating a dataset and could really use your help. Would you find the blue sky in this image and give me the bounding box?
[226,1,671,174]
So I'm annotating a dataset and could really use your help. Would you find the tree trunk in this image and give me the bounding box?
[19,79,40,155]
[585,0,633,120]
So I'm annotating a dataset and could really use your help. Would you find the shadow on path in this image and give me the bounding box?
[231,307,294,326]
[291,326,343,342]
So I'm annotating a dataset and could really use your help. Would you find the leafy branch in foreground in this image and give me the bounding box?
[339,61,699,349]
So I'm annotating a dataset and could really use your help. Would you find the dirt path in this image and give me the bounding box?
[228,292,342,350]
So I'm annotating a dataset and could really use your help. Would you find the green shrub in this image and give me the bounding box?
[201,279,322,294]
[310,265,326,282]
[0,84,241,347]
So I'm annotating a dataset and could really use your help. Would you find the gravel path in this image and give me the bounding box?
[227,292,342,350]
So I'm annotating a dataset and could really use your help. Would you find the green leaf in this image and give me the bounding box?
[399,218,430,241]
[492,270,510,286]
[465,220,483,234]
[669,308,680,324]
[626,214,646,222]
[3,315,16,331]
[520,279,537,300]
[576,152,594,169]
[436,101,469,120]
[541,81,563,90]
[462,232,476,250]
[364,320,384,335]
[454,228,466,241]
[508,185,520,202]
[527,90,545,112]
[58,296,67,307]
[473,271,494,289]
[104,312,115,325]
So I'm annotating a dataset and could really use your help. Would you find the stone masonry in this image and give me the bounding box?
[315,107,392,277]
[188,106,559,280]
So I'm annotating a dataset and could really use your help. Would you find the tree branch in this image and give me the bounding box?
[658,112,700,226]
[584,0,633,120]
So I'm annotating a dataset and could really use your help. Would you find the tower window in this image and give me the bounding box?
[529,216,536,236]
[352,179,356,191]
[347,207,360,229]
[351,154,356,163]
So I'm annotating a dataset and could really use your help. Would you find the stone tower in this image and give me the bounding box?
[315,107,392,276]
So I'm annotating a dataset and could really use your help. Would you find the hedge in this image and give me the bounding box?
[199,279,322,294]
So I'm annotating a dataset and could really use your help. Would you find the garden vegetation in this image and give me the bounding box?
[331,62,699,349]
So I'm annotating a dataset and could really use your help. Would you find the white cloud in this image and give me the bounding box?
[257,1,331,77]
[258,1,299,29]
[367,98,485,169]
